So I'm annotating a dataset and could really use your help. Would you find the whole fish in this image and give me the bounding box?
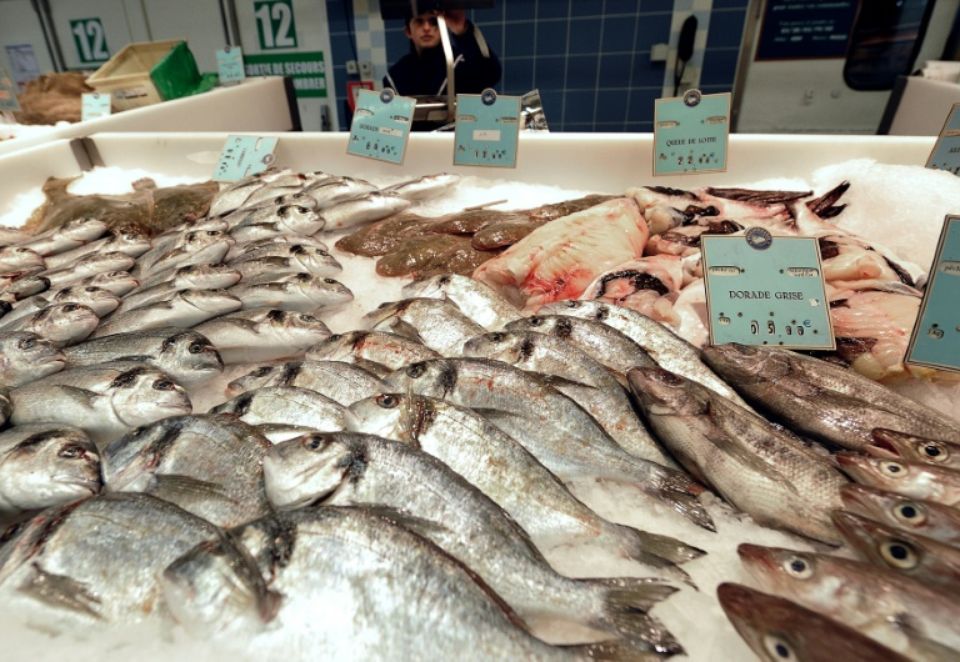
[334,211,441,257]
[383,173,460,200]
[162,507,629,660]
[0,493,220,627]
[210,386,350,431]
[0,227,29,247]
[738,543,960,655]
[63,327,223,386]
[629,367,846,543]
[234,234,329,257]
[4,285,120,327]
[34,251,136,290]
[228,360,384,406]
[0,424,100,518]
[319,192,411,231]
[464,331,671,466]
[841,484,960,546]
[195,308,330,364]
[836,453,960,507]
[230,273,353,313]
[10,302,100,347]
[299,176,377,207]
[231,204,324,236]
[239,174,317,209]
[150,218,229,258]
[102,414,272,528]
[305,329,440,375]
[539,300,747,405]
[255,423,324,444]
[263,433,680,651]
[230,244,341,279]
[347,393,704,568]
[385,358,714,530]
[41,230,152,270]
[364,298,486,355]
[141,230,234,276]
[118,267,243,313]
[506,314,657,381]
[92,289,242,337]
[402,273,522,329]
[10,362,192,446]
[702,344,960,449]
[833,510,960,592]
[208,171,279,217]
[0,331,66,387]
[0,245,45,275]
[375,234,493,278]
[229,254,336,284]
[868,428,960,470]
[717,583,910,662]
[18,217,108,256]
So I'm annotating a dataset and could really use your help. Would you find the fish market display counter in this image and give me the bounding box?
[0,77,298,159]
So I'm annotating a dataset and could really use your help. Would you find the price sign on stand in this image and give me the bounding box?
[905,215,960,372]
[347,88,415,165]
[213,135,279,182]
[653,89,730,176]
[702,229,835,350]
[216,46,246,85]
[0,64,21,113]
[926,103,960,175]
[81,92,111,121]
[454,89,521,167]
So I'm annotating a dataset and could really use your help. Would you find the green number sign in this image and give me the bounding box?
[254,0,298,50]
[70,18,110,65]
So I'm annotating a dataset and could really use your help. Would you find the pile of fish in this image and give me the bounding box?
[0,168,958,661]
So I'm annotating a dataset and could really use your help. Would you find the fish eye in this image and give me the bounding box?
[762,634,796,661]
[880,541,919,569]
[893,502,926,525]
[298,314,317,322]
[58,444,86,459]
[188,341,206,354]
[17,337,36,350]
[267,310,286,322]
[295,206,309,214]
[527,316,543,326]
[323,278,337,284]
[207,230,221,237]
[406,363,426,378]
[296,273,311,283]
[318,249,330,257]
[85,286,99,292]
[489,332,506,342]
[438,275,451,285]
[153,379,175,391]
[291,245,306,255]
[62,304,80,312]
[303,434,327,450]
[920,442,948,462]
[783,556,813,579]
[328,334,342,341]
[655,370,683,386]
[253,366,273,377]
[376,394,399,409]
[881,461,906,478]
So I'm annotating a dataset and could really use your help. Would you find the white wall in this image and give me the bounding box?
[0,0,56,76]
[140,0,227,73]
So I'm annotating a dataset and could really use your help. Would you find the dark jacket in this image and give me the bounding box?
[384,21,501,97]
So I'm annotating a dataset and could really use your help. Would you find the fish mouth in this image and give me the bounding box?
[736,543,775,570]
[867,429,901,458]
[833,453,864,472]
[715,583,755,620]
[839,484,873,511]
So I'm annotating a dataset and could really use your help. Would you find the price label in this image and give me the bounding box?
[654,89,730,176]
[454,89,521,167]
[905,215,960,372]
[213,135,279,182]
[347,88,415,165]
[0,64,21,112]
[703,229,835,350]
[216,46,246,86]
[81,92,111,121]
[926,103,960,175]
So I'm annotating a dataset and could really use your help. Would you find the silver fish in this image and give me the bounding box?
[0,424,100,518]
[5,286,120,327]
[365,298,486,355]
[233,242,340,275]
[103,414,272,528]
[836,454,960,507]
[12,303,100,347]
[263,433,680,651]
[194,308,331,364]
[402,273,522,329]
[868,428,960,470]
[702,343,960,449]
[305,329,440,374]
[230,252,342,283]
[210,386,350,431]
[841,484,960,547]
[208,169,301,216]
[0,246,45,275]
[300,176,377,207]
[19,218,108,257]
[738,543,960,655]
[0,493,220,627]
[134,263,240,291]
[347,393,704,568]
[383,173,460,201]
[385,358,714,530]
[42,230,152,270]
[228,360,384,406]
[238,173,316,209]
[231,204,325,236]
[0,332,66,387]
[10,362,192,446]
[141,231,234,276]
[539,300,747,406]
[629,366,846,544]
[463,330,670,466]
[79,271,140,297]
[234,234,328,255]
[0,227,29,247]
[230,273,352,313]
[35,252,136,291]
[92,289,242,337]
[320,192,412,231]
[63,327,223,386]
[161,507,615,659]
[255,422,325,444]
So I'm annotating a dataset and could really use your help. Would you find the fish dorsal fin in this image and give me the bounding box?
[55,385,100,409]
[355,504,449,537]
[152,474,236,503]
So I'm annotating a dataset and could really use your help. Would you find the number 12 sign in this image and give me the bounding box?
[70,18,110,65]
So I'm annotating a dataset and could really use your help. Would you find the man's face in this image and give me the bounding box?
[406,13,440,49]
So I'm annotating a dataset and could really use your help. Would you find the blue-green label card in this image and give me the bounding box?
[654,90,730,176]
[702,229,835,350]
[347,88,415,165]
[213,135,278,182]
[926,103,960,175]
[906,216,960,372]
[454,90,521,167]
[81,92,111,121]
[0,64,20,112]
[216,46,246,85]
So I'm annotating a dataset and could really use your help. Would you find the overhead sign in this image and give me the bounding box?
[756,0,857,60]
[243,51,326,98]
[70,17,110,65]
[254,0,298,50]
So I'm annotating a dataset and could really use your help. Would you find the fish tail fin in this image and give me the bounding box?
[610,522,706,566]
[564,627,684,660]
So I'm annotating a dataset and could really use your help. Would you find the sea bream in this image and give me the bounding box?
[118,267,243,313]
[32,251,137,290]
[0,331,66,387]
[262,432,681,651]
[228,360,384,406]
[195,308,331,364]
[229,245,342,280]
[92,289,242,337]
[229,273,353,313]
[16,217,108,257]
[4,303,101,347]
[2,286,120,327]
[229,204,325,237]
[401,273,523,330]
[139,230,234,276]
[363,298,486,356]
[41,230,152,270]
[210,386,350,432]
[0,246,45,275]
[305,329,440,375]
[841,484,960,547]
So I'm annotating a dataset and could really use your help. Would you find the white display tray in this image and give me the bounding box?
[0,77,296,159]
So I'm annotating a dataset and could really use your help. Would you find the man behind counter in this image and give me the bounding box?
[384,9,502,97]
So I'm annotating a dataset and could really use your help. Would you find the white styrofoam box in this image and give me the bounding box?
[887,76,960,136]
